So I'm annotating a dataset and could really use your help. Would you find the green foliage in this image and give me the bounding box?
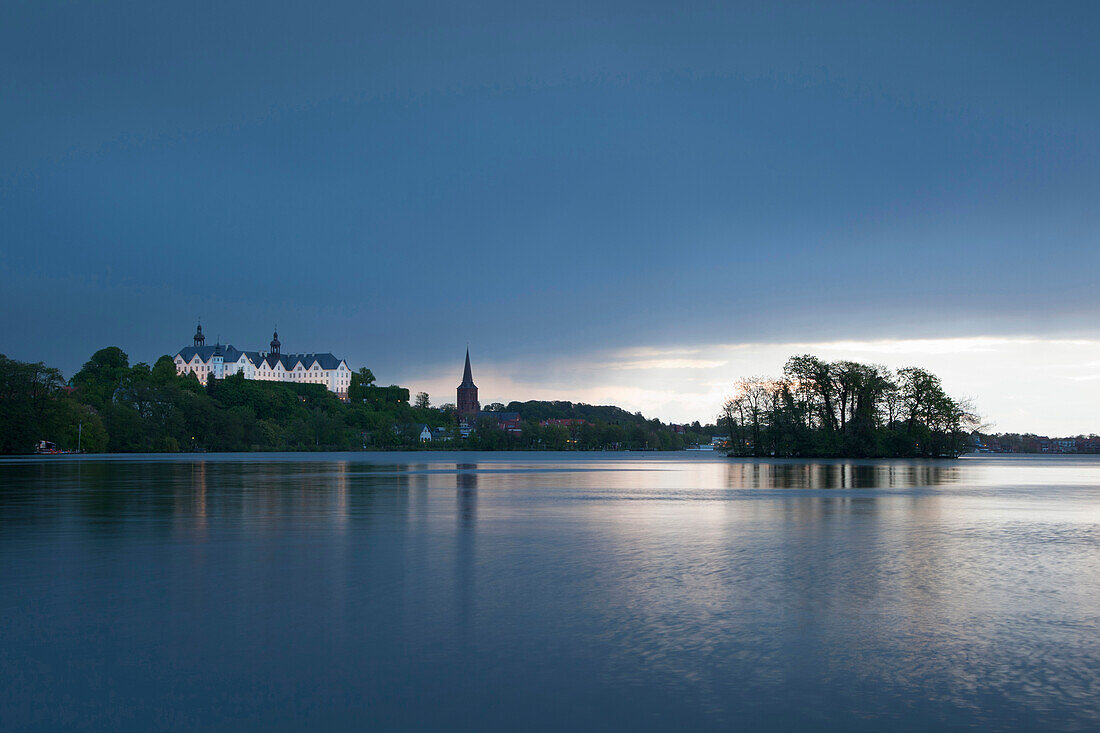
[721,354,979,458]
[440,403,701,452]
[504,400,645,425]
[352,385,410,409]
[347,368,377,402]
[0,354,107,453]
[71,346,130,411]
[151,355,179,385]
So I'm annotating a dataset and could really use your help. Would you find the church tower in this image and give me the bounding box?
[456,348,479,419]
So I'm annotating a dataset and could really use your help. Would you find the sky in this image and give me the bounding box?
[2,1,1098,434]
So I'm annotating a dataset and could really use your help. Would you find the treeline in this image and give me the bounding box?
[0,354,106,454]
[462,411,716,452]
[502,401,651,425]
[490,400,717,450]
[0,348,715,454]
[722,354,979,458]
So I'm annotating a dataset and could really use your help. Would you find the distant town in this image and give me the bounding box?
[973,434,1100,454]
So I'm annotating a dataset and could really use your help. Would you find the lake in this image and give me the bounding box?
[1,452,1098,730]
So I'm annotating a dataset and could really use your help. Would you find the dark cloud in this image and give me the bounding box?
[3,1,1098,386]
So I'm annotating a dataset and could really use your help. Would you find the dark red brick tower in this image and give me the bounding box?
[457,348,479,419]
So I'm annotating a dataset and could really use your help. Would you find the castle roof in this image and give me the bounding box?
[175,345,345,371]
[263,352,345,370]
[177,344,243,362]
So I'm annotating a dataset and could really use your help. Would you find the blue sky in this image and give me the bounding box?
[2,2,1098,431]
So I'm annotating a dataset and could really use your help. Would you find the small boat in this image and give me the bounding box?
[35,440,78,455]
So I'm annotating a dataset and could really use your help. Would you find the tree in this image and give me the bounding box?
[783,354,838,432]
[414,392,431,409]
[347,367,378,402]
[729,377,772,455]
[71,346,130,410]
[544,425,568,450]
[151,354,179,385]
[722,393,747,452]
[0,354,106,453]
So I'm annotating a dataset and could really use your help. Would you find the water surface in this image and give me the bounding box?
[2,453,1099,730]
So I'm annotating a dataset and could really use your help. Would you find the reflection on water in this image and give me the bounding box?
[456,462,478,525]
[724,459,960,489]
[1,453,1099,731]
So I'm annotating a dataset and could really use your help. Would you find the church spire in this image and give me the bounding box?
[456,347,479,418]
[460,347,476,388]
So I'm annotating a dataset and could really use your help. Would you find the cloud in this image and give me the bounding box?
[601,358,727,371]
[614,346,704,358]
[750,336,1100,356]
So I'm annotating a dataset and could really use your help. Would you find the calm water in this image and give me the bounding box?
[1,453,1099,731]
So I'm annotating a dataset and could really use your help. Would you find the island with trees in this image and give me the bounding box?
[721,354,980,458]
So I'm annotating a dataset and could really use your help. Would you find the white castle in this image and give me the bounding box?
[174,324,351,398]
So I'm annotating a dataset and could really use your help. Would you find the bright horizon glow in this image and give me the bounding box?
[409,336,1100,436]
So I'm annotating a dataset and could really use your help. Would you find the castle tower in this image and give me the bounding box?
[212,341,224,379]
[456,348,479,419]
[270,329,281,355]
[193,323,205,347]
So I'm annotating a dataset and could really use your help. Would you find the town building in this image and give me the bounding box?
[480,411,522,434]
[173,324,351,399]
[457,348,480,419]
[540,419,587,429]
